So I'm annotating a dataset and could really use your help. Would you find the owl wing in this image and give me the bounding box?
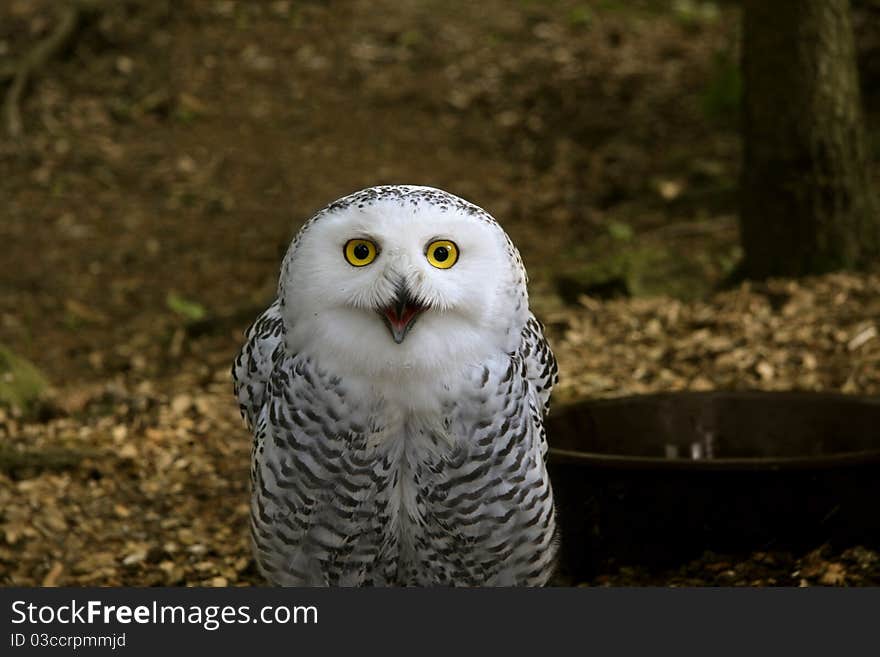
[519,313,558,417]
[232,299,286,429]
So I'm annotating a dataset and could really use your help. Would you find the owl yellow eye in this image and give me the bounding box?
[344,239,378,267]
[425,240,459,269]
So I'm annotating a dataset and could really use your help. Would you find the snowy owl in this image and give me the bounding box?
[233,185,558,586]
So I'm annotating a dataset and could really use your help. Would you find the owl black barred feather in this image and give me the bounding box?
[233,185,558,586]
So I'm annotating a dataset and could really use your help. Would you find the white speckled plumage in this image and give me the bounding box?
[233,185,558,586]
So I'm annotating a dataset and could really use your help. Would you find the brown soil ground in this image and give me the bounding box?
[1,0,878,586]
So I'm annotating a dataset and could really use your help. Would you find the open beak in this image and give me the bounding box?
[379,288,426,344]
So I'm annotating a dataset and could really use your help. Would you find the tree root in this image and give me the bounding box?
[3,3,82,138]
[0,444,95,478]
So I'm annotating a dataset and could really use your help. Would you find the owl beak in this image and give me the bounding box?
[379,290,426,344]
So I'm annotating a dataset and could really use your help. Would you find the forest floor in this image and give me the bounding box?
[1,0,879,586]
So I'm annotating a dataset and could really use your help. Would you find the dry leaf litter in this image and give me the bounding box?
[1,271,879,586]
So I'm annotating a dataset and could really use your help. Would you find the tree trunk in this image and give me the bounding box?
[740,0,879,278]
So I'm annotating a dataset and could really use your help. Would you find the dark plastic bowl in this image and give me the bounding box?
[546,391,880,580]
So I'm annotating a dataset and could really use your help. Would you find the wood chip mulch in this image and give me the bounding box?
[1,271,879,586]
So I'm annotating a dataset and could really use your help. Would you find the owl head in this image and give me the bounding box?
[279,186,530,381]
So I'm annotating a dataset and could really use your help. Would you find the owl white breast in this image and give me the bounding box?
[233,185,558,586]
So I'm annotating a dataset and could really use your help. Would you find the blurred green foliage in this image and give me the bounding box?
[0,344,48,412]
[550,227,742,303]
[567,5,594,26]
[607,220,635,242]
[672,0,721,27]
[166,292,207,321]
[700,49,742,125]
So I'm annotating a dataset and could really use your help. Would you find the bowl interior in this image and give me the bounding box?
[547,391,880,464]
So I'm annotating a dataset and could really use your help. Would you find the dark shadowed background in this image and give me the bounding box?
[1,0,878,587]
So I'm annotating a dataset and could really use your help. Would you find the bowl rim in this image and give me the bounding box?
[547,390,880,471]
